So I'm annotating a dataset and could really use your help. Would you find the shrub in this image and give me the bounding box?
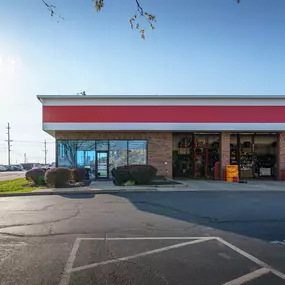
[72,168,86,182]
[111,166,131,186]
[45,167,71,188]
[129,165,157,185]
[112,165,157,186]
[25,168,45,186]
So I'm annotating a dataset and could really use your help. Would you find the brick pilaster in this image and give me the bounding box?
[276,132,285,180]
[148,132,173,178]
[220,132,231,180]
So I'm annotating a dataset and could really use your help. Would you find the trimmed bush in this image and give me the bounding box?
[25,168,45,186]
[72,168,86,182]
[111,166,131,186]
[112,165,157,186]
[129,165,157,185]
[45,167,71,188]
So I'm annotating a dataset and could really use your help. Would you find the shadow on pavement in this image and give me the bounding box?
[113,191,285,242]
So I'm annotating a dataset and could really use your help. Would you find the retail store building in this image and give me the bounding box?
[37,95,285,180]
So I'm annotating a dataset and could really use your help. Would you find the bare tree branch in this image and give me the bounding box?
[41,0,56,17]
[41,0,240,38]
[41,0,63,22]
[135,0,144,15]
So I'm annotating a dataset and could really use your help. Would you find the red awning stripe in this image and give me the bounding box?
[43,105,285,123]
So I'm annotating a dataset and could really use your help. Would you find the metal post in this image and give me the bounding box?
[5,123,12,165]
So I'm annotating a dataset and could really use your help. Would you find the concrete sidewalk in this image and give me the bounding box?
[0,179,284,197]
[33,179,285,194]
[176,180,285,191]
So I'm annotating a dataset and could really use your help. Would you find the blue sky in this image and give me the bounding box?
[0,0,285,164]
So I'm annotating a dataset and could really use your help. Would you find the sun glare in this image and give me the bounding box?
[0,55,19,76]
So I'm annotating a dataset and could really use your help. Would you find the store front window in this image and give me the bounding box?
[58,140,77,168]
[230,133,277,179]
[57,140,147,180]
[173,133,220,179]
[128,141,147,165]
[96,140,108,151]
[109,140,128,171]
[76,141,96,180]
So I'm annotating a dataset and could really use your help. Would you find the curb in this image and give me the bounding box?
[2,188,285,197]
[0,189,160,197]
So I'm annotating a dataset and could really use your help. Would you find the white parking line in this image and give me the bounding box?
[68,238,214,274]
[79,236,212,241]
[59,236,285,285]
[58,237,213,285]
[58,239,81,285]
[223,268,271,285]
[216,237,285,281]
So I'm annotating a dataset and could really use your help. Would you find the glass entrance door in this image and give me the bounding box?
[96,151,108,179]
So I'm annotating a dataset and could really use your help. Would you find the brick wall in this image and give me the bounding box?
[55,131,173,177]
[220,132,231,179]
[277,132,285,180]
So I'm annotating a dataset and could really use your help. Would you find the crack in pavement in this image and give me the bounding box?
[0,209,80,230]
[0,202,81,212]
[0,225,202,238]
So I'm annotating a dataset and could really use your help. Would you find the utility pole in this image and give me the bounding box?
[43,140,48,165]
[5,123,12,165]
[24,153,27,163]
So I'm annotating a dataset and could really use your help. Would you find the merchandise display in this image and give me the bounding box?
[230,134,277,179]
[173,134,220,179]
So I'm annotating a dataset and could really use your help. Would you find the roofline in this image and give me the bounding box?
[37,94,285,101]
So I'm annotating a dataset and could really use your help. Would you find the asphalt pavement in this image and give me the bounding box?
[0,171,25,182]
[1,191,285,284]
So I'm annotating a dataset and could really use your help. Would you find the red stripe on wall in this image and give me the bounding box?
[43,106,285,123]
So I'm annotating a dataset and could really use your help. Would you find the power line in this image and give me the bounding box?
[5,123,13,165]
[1,140,55,144]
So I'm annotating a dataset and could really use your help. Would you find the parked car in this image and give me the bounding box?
[0,165,7,172]
[13,165,24,171]
[5,165,13,171]
[48,162,56,168]
[21,163,34,170]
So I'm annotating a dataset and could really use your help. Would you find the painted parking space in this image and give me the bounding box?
[59,237,285,285]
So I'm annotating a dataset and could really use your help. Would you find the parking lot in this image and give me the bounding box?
[0,171,25,182]
[1,192,285,284]
[59,237,285,285]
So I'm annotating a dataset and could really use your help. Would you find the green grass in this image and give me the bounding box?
[0,178,43,194]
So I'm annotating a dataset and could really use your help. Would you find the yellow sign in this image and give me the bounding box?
[226,165,239,182]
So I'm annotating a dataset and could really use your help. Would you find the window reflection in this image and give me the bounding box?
[96,140,108,151]
[57,139,148,178]
[76,141,95,167]
[109,140,128,171]
[128,141,147,165]
[57,140,77,168]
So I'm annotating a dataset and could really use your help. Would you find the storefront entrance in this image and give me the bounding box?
[173,133,220,179]
[230,133,277,180]
[173,132,277,180]
[96,151,108,179]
